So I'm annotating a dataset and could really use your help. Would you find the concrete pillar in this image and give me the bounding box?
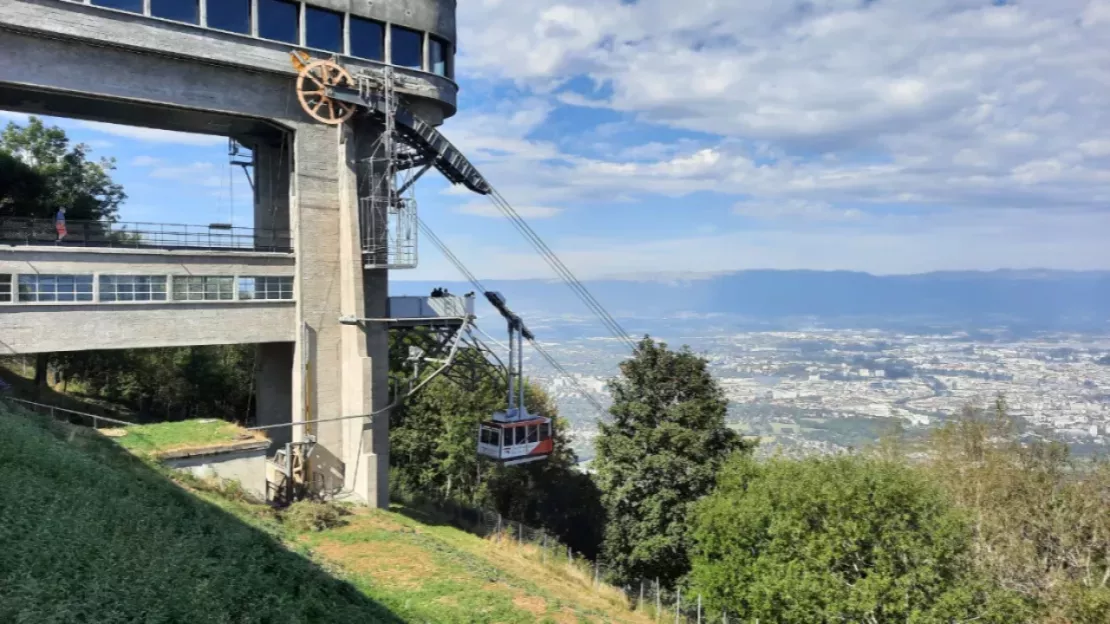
[333,117,390,508]
[255,342,294,448]
[253,138,291,251]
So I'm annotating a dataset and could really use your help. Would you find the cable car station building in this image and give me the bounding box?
[0,0,465,507]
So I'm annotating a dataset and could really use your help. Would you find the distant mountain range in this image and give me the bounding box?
[394,270,1110,332]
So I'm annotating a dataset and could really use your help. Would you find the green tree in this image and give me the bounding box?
[594,336,750,586]
[690,454,1029,623]
[926,398,1110,623]
[0,116,125,221]
[389,346,604,555]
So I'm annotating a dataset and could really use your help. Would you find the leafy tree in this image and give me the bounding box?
[594,336,751,586]
[51,346,257,423]
[0,116,125,221]
[690,454,1030,623]
[389,345,604,555]
[926,398,1110,623]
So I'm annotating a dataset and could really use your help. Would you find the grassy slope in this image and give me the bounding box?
[0,403,649,624]
[114,419,265,456]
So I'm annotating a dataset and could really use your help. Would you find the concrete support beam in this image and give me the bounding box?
[253,139,292,251]
[255,342,294,448]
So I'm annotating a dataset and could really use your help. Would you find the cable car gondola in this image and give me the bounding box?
[477,292,554,465]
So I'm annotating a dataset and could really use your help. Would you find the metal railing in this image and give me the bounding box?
[0,218,292,253]
[2,396,134,430]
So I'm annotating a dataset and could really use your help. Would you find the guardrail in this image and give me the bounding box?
[1,396,133,429]
[0,218,292,253]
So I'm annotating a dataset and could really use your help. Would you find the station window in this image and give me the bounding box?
[99,275,168,302]
[429,36,450,77]
[0,275,10,303]
[349,16,385,61]
[171,276,234,301]
[305,6,343,53]
[527,425,539,444]
[150,0,198,24]
[238,276,294,300]
[206,0,251,34]
[90,0,143,13]
[18,275,93,303]
[391,25,424,70]
[258,0,300,45]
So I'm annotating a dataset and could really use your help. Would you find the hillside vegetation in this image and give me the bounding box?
[0,401,651,623]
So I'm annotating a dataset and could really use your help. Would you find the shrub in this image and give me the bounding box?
[689,454,1029,623]
[282,501,351,533]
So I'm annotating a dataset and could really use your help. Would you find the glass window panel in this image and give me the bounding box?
[207,0,251,34]
[305,6,343,53]
[391,26,424,70]
[429,37,449,77]
[151,0,199,24]
[91,0,143,13]
[238,277,256,300]
[528,425,539,443]
[349,16,384,61]
[258,0,300,44]
[515,426,527,446]
[0,275,12,303]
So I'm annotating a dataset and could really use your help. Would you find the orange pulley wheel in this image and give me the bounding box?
[295,58,357,125]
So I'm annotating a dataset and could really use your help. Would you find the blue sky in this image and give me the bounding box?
[4,0,1110,281]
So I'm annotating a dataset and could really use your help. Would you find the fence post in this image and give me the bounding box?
[656,578,661,621]
[541,533,546,564]
[640,580,644,610]
[594,559,599,590]
[697,594,702,624]
[675,592,680,624]
[496,513,502,541]
[568,545,572,565]
[49,406,55,421]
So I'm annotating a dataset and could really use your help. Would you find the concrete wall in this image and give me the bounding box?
[0,246,295,276]
[163,445,272,501]
[0,246,297,354]
[1,0,457,119]
[0,304,295,354]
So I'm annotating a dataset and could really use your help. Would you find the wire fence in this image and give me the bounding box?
[396,493,747,623]
[1,395,134,430]
[0,218,292,253]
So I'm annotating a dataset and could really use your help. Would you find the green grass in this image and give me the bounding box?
[0,401,650,623]
[114,419,262,456]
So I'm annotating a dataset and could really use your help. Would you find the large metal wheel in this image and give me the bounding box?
[296,59,357,125]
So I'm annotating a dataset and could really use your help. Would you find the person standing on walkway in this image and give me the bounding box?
[55,207,67,242]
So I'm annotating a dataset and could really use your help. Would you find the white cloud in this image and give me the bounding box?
[76,121,225,146]
[449,0,1110,211]
[733,200,863,222]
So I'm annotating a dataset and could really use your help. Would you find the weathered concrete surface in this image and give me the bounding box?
[255,342,295,449]
[0,0,457,120]
[0,304,295,355]
[161,440,273,500]
[0,246,295,276]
